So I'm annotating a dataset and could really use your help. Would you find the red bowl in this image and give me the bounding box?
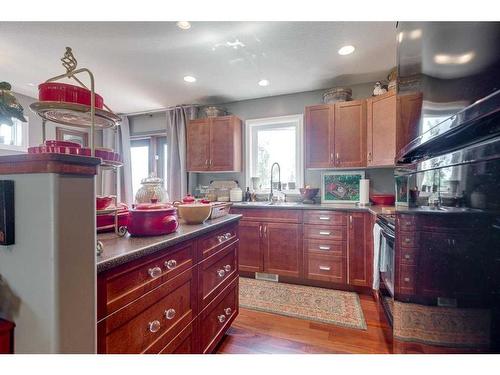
[38,82,104,109]
[370,194,396,206]
[96,196,114,210]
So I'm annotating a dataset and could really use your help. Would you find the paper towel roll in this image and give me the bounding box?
[359,179,370,205]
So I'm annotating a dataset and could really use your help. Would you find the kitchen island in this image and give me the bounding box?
[96,214,241,354]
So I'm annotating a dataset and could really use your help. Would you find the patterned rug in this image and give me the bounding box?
[239,277,367,330]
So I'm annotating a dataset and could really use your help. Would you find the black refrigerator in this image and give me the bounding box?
[393,22,500,353]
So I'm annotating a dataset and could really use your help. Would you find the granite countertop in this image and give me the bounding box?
[231,202,395,216]
[97,214,242,273]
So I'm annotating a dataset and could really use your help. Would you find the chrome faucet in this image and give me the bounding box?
[269,162,281,201]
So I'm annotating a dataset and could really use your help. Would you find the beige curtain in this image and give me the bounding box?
[165,106,198,201]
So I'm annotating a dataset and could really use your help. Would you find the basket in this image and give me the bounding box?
[322,87,352,103]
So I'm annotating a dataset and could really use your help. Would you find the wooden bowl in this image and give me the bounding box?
[177,204,212,224]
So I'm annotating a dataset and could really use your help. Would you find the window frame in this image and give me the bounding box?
[245,114,304,192]
[0,116,29,152]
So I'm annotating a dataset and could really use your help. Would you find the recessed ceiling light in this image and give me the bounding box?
[176,21,191,30]
[183,75,196,83]
[434,51,475,65]
[338,45,355,55]
[258,79,269,87]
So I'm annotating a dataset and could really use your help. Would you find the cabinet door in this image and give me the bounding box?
[367,92,396,166]
[263,222,301,278]
[238,221,263,273]
[305,105,333,168]
[347,212,372,287]
[334,100,367,168]
[210,116,241,172]
[187,119,210,171]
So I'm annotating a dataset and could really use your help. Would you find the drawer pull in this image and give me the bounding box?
[224,232,232,239]
[165,259,177,270]
[217,235,226,243]
[218,314,226,324]
[148,320,161,333]
[404,238,411,244]
[165,308,176,320]
[217,269,226,278]
[404,254,411,259]
[404,277,410,282]
[319,266,331,271]
[319,231,331,236]
[319,216,330,221]
[148,266,162,279]
[318,245,331,251]
[224,307,232,316]
[224,264,232,272]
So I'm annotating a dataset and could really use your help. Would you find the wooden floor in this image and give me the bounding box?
[215,294,393,354]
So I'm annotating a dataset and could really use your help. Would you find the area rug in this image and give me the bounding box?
[239,277,367,330]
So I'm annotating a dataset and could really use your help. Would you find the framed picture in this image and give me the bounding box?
[56,127,89,147]
[321,170,365,204]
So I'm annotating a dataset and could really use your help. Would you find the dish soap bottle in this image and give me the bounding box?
[244,187,251,202]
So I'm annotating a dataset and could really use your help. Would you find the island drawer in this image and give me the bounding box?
[98,267,195,354]
[303,210,346,226]
[303,224,346,241]
[158,321,194,354]
[305,253,346,284]
[198,223,238,259]
[199,241,238,309]
[399,231,418,248]
[304,239,346,257]
[99,241,194,318]
[199,277,238,354]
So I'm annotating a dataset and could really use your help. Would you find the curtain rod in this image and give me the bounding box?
[122,104,203,117]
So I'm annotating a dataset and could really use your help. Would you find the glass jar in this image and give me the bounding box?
[135,173,169,204]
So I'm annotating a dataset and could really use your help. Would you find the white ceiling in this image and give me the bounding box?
[0,22,396,113]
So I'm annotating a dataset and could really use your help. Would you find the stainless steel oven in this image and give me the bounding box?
[376,215,395,298]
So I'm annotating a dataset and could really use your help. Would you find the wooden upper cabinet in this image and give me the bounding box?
[334,100,367,168]
[367,91,397,167]
[305,105,334,168]
[186,118,210,171]
[187,115,242,172]
[305,101,366,169]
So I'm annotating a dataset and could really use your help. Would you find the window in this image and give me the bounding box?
[130,136,167,198]
[0,117,29,152]
[246,115,303,191]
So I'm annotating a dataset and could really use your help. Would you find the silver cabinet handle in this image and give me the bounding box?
[404,254,411,259]
[319,266,331,271]
[404,238,411,244]
[148,266,162,279]
[368,152,372,161]
[264,225,267,237]
[319,245,331,250]
[165,308,176,320]
[165,259,177,269]
[224,232,232,239]
[259,224,263,238]
[336,152,339,160]
[404,277,410,282]
[205,159,209,165]
[319,231,331,236]
[217,269,226,278]
[224,264,232,272]
[217,235,226,243]
[218,315,226,324]
[224,307,232,316]
[148,320,161,333]
[319,216,330,220]
[330,153,334,162]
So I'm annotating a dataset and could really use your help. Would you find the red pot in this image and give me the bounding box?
[128,202,178,236]
[370,194,396,206]
[44,140,81,148]
[96,195,114,210]
[38,82,104,109]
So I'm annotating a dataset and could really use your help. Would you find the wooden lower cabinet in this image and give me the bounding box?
[97,221,240,354]
[234,208,373,290]
[238,220,263,273]
[263,222,301,278]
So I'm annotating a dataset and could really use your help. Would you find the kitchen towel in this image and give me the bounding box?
[372,222,382,290]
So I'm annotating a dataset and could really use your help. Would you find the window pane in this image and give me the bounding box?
[131,145,150,198]
[255,126,296,189]
[0,120,22,146]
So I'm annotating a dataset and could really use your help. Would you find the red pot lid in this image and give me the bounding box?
[182,194,195,203]
[133,202,176,213]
